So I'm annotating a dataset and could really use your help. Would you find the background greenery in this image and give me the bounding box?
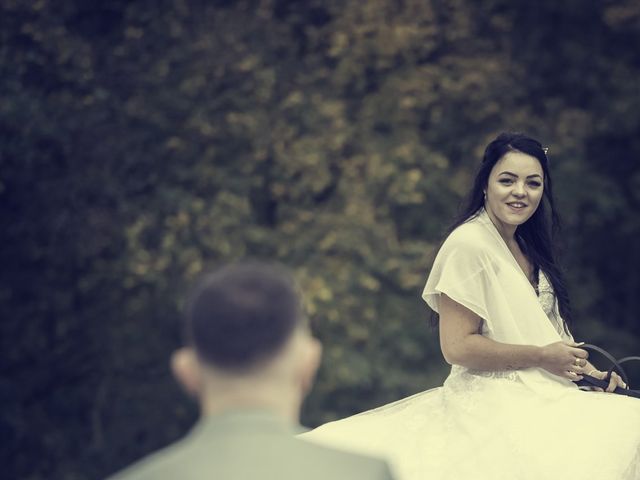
[2,0,639,478]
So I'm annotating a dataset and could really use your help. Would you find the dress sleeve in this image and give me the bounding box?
[422,237,493,324]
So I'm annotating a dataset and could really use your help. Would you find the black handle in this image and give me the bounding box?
[577,374,640,399]
[573,344,640,399]
[580,343,629,386]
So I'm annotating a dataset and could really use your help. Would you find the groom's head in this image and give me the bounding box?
[171,261,321,407]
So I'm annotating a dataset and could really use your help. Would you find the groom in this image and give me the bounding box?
[107,261,395,480]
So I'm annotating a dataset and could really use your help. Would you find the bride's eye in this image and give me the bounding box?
[528,181,542,188]
[499,178,513,185]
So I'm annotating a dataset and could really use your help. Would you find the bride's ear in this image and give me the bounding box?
[171,347,202,398]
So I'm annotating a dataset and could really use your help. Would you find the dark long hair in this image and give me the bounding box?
[447,132,572,331]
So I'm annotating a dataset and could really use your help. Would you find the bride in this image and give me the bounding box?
[301,132,640,479]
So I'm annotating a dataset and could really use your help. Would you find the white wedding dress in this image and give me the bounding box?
[301,210,640,480]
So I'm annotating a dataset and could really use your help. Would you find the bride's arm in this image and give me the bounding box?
[438,293,587,380]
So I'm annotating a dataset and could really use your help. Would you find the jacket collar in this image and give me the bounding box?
[190,409,308,438]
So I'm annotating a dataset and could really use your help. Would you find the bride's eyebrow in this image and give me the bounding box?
[498,171,543,179]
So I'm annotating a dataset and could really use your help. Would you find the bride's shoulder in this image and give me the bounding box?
[443,219,494,254]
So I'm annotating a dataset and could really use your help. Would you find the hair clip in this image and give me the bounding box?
[542,147,549,154]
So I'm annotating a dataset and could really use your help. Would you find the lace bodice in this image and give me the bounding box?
[537,270,572,340]
[537,270,555,319]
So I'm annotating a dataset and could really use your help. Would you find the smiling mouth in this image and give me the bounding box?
[506,202,527,209]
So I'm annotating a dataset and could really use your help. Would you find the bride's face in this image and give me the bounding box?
[484,151,544,230]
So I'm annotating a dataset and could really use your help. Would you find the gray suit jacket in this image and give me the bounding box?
[107,410,395,480]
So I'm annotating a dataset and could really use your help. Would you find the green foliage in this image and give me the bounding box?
[1,1,639,479]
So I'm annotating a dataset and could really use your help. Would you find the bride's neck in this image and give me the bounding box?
[484,206,517,243]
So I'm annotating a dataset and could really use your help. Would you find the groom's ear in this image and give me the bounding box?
[171,347,202,398]
[299,336,322,395]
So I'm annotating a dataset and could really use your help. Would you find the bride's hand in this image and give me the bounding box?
[539,341,588,380]
[585,369,628,393]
